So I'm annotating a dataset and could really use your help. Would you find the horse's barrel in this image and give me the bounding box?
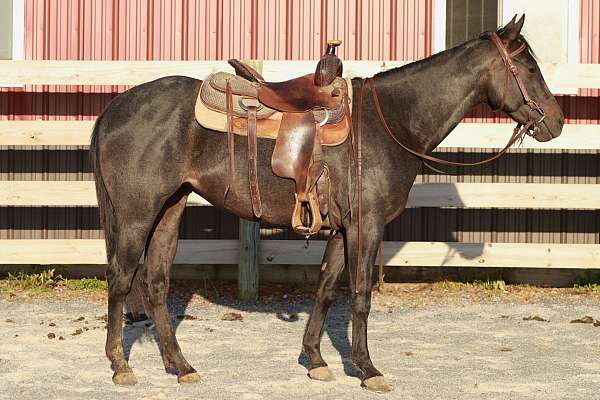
[314,39,343,87]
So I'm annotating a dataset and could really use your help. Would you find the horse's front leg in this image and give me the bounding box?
[345,211,392,393]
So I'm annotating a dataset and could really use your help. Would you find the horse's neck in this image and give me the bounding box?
[373,45,489,153]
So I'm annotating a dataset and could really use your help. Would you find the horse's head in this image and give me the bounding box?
[483,15,564,142]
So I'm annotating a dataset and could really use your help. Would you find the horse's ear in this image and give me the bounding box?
[499,14,525,42]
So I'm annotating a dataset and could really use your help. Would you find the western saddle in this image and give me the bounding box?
[196,40,351,236]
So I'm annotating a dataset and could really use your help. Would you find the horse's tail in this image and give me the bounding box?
[89,116,117,263]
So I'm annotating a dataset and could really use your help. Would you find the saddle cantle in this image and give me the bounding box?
[195,40,351,236]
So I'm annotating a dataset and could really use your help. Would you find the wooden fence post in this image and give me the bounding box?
[237,60,262,302]
[238,218,260,301]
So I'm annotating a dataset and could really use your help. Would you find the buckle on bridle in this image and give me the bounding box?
[527,102,546,124]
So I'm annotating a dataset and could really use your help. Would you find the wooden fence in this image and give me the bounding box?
[2,60,600,276]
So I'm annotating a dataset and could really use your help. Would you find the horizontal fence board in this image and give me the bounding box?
[0,121,597,150]
[0,60,232,86]
[1,239,600,268]
[0,121,95,146]
[437,124,600,150]
[0,61,598,90]
[0,182,210,206]
[2,181,600,209]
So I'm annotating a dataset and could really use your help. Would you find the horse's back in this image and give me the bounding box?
[94,75,201,142]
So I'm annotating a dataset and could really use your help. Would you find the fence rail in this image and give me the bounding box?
[1,60,599,89]
[3,181,600,209]
[1,240,600,269]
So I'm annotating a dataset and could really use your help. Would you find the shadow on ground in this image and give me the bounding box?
[122,279,361,378]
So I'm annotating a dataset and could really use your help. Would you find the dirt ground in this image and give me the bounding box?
[2,282,600,399]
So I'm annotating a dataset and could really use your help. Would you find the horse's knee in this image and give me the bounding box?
[108,272,136,296]
[351,293,371,318]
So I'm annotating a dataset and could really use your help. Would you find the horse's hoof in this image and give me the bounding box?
[308,366,335,382]
[362,376,392,393]
[178,372,201,384]
[112,371,137,386]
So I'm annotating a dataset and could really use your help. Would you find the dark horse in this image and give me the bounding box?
[90,16,563,392]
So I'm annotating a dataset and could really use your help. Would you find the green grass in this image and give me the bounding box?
[573,283,600,293]
[0,269,107,296]
[573,271,600,293]
[62,277,107,290]
[437,279,507,291]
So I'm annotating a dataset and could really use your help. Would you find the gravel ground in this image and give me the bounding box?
[2,285,600,399]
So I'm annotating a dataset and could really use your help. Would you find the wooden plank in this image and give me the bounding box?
[0,60,598,89]
[2,239,600,269]
[1,121,597,150]
[0,121,95,146]
[3,181,600,209]
[0,239,238,265]
[436,123,600,150]
[0,181,211,206]
[261,241,600,269]
[238,219,260,301]
[540,63,600,91]
[0,60,231,86]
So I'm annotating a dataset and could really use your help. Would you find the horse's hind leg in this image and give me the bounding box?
[302,231,345,382]
[144,190,200,383]
[105,220,151,385]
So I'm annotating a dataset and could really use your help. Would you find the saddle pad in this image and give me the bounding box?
[202,72,349,121]
[195,76,353,146]
[200,73,277,119]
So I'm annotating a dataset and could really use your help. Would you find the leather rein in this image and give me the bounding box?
[353,32,546,292]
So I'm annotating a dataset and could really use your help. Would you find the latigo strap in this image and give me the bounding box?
[247,105,262,218]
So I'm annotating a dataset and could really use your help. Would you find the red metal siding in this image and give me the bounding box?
[23,0,431,62]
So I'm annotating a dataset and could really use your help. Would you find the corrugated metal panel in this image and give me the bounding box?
[580,0,599,97]
[22,0,431,62]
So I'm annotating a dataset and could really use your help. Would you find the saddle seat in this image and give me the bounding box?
[228,59,344,112]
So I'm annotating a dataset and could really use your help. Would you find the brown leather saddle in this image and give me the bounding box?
[196,40,351,236]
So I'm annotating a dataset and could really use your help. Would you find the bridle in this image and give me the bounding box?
[489,32,546,132]
[352,32,547,292]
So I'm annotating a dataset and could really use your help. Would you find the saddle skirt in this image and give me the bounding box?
[195,72,353,146]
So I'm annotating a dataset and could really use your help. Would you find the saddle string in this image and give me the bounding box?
[224,81,236,200]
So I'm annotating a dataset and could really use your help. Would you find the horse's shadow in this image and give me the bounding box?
[122,274,360,378]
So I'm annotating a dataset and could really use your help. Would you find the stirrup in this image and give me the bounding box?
[291,192,323,236]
